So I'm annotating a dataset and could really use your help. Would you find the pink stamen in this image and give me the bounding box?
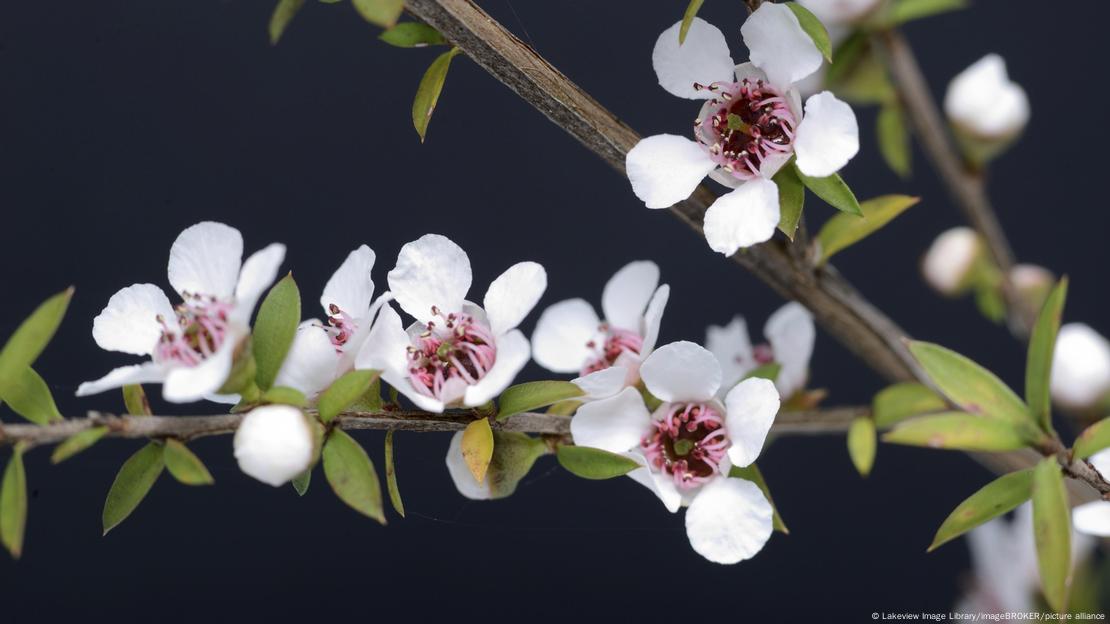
[154,294,234,368]
[692,78,797,181]
[640,402,729,489]
[406,306,498,402]
[581,326,644,376]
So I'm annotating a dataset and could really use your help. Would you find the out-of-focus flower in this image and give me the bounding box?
[945,54,1029,140]
[797,0,882,27]
[706,302,815,399]
[921,227,983,296]
[1008,264,1055,313]
[1051,324,1110,411]
[233,404,317,487]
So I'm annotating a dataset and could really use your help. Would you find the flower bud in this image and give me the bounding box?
[1009,264,1055,313]
[1051,324,1110,411]
[944,55,1029,164]
[234,404,317,487]
[922,227,983,296]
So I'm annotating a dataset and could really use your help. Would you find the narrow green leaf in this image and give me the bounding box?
[1032,457,1071,613]
[742,362,781,383]
[163,439,214,486]
[269,0,305,45]
[546,399,582,416]
[877,102,912,178]
[122,384,151,416]
[460,418,494,483]
[794,165,862,216]
[816,194,919,264]
[1073,417,1110,459]
[729,464,788,533]
[352,0,403,28]
[51,427,109,464]
[556,446,640,480]
[825,32,868,87]
[0,449,27,559]
[496,380,585,422]
[908,341,1037,429]
[974,285,1008,324]
[318,369,381,424]
[823,33,893,104]
[385,430,404,517]
[785,2,833,62]
[412,47,461,142]
[252,274,301,391]
[483,432,546,499]
[888,0,967,25]
[872,382,947,428]
[291,469,311,496]
[380,22,447,47]
[322,429,385,524]
[882,412,1035,452]
[678,0,705,45]
[261,385,307,407]
[102,442,164,535]
[1026,278,1068,432]
[773,162,805,239]
[928,468,1033,552]
[1,367,62,425]
[847,417,876,477]
[0,287,73,381]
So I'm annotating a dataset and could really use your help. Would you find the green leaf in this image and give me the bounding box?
[317,369,381,424]
[742,362,782,383]
[102,442,164,535]
[825,32,868,88]
[556,446,640,480]
[823,33,894,104]
[1073,417,1110,459]
[352,0,403,28]
[877,102,911,178]
[882,412,1035,451]
[0,448,27,559]
[974,285,1007,324]
[729,464,788,533]
[384,430,404,517]
[793,165,862,216]
[322,429,385,524]
[380,22,447,48]
[928,468,1033,552]
[291,469,311,496]
[122,384,151,416]
[496,380,585,422]
[785,2,833,62]
[412,47,461,142]
[163,439,214,486]
[678,0,705,45]
[460,418,494,483]
[1,367,62,425]
[483,432,546,499]
[816,194,919,264]
[888,0,967,25]
[1026,278,1068,432]
[0,287,73,382]
[261,385,307,407]
[252,274,301,391]
[546,399,582,416]
[1032,457,1071,613]
[773,162,805,239]
[51,427,109,464]
[872,382,946,428]
[847,417,876,477]
[269,0,305,45]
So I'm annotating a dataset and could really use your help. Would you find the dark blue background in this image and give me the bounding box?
[1,0,1106,620]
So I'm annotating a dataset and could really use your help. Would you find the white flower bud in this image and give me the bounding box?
[922,227,982,296]
[234,404,316,487]
[944,54,1029,140]
[1051,324,1110,410]
[1009,264,1055,312]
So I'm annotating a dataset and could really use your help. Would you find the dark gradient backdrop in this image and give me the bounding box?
[1,1,1107,621]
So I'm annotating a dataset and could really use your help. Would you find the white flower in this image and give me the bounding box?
[706,302,815,399]
[571,341,781,564]
[797,0,882,26]
[626,6,860,255]
[945,54,1029,139]
[273,245,389,400]
[356,234,547,413]
[1051,324,1110,411]
[921,227,982,296]
[233,404,316,487]
[77,222,285,403]
[531,260,669,399]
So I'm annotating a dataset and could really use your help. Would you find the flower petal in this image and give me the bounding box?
[741,2,823,89]
[446,431,491,500]
[724,377,781,468]
[463,329,531,407]
[531,299,600,373]
[703,178,780,255]
[685,477,774,564]
[641,341,722,403]
[234,404,315,487]
[274,323,341,399]
[652,18,735,99]
[162,335,238,403]
[640,285,670,356]
[706,316,755,392]
[944,54,1029,138]
[764,302,815,398]
[92,284,176,356]
[793,91,859,177]
[167,221,244,299]
[626,134,717,209]
[388,234,472,324]
[1073,501,1110,538]
[572,366,630,400]
[570,387,651,453]
[76,363,168,397]
[484,261,548,336]
[601,261,660,333]
[321,245,376,319]
[626,451,683,513]
[233,242,287,326]
[1051,324,1110,409]
[355,303,411,377]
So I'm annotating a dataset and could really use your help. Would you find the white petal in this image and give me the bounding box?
[531,299,600,373]
[570,387,651,453]
[382,368,446,413]
[741,3,823,89]
[652,18,735,99]
[76,363,168,397]
[484,261,547,336]
[572,366,630,400]
[724,377,781,468]
[764,302,815,398]
[234,405,315,487]
[167,221,243,299]
[446,431,491,500]
[640,285,670,356]
[388,234,472,324]
[626,134,717,209]
[706,316,755,392]
[273,324,340,399]
[601,261,659,333]
[640,341,722,403]
[162,335,238,403]
[797,0,883,25]
[944,54,1030,138]
[922,227,981,295]
[464,329,531,407]
[233,242,287,325]
[626,452,683,513]
[685,477,774,564]
[703,178,780,255]
[92,284,176,356]
[355,303,411,378]
[794,91,859,177]
[320,245,376,318]
[1051,324,1110,409]
[1073,501,1110,538]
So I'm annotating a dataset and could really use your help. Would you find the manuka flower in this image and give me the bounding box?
[945,54,1029,141]
[234,404,317,487]
[706,302,815,400]
[1051,323,1110,411]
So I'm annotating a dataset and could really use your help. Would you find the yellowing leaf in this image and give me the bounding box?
[678,0,705,45]
[412,47,461,142]
[352,0,404,28]
[269,0,305,45]
[847,417,876,477]
[872,381,946,428]
[461,418,494,483]
[883,412,1035,452]
[816,194,919,264]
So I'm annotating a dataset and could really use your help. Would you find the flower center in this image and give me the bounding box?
[581,326,643,376]
[641,402,729,489]
[753,343,775,365]
[154,294,233,367]
[325,303,357,351]
[693,78,796,181]
[407,306,497,401]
